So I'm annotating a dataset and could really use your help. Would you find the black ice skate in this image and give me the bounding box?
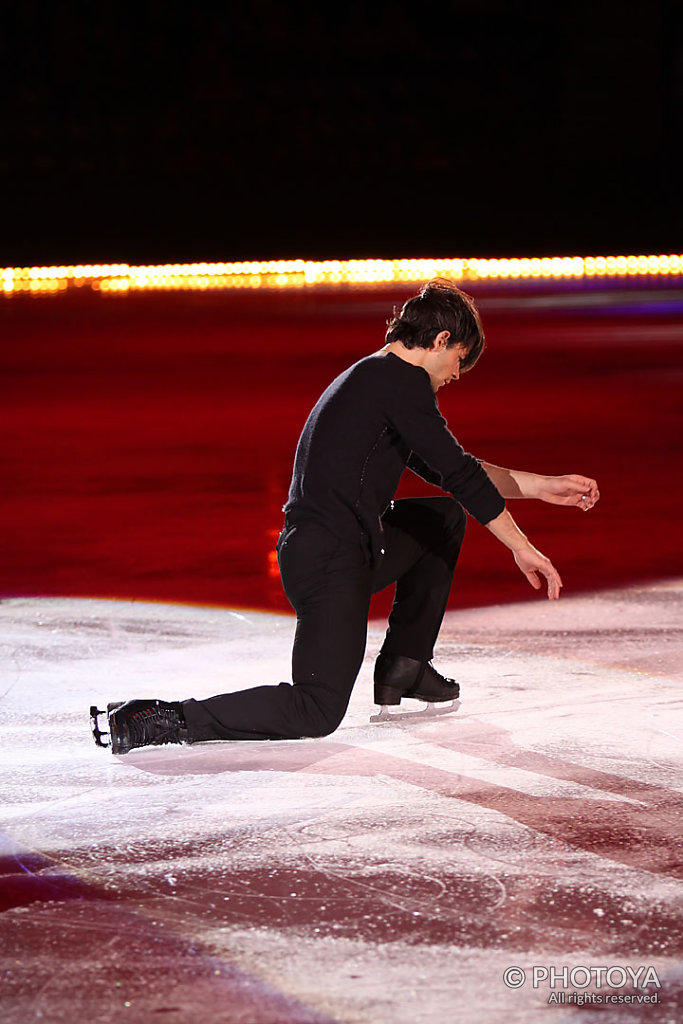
[90,699,187,754]
[371,653,460,723]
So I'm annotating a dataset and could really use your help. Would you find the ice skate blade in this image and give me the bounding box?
[89,702,124,748]
[370,699,460,724]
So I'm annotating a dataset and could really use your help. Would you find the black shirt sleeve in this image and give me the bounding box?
[392,363,505,525]
[406,451,442,487]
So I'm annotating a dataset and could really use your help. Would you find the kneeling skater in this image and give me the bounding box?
[94,279,599,753]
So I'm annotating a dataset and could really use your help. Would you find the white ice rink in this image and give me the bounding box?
[1,582,682,1023]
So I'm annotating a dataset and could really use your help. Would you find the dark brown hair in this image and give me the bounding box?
[385,278,485,371]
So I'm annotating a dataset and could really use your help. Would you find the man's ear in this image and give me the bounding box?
[433,330,451,349]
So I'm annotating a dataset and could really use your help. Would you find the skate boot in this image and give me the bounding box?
[106,699,188,754]
[373,652,460,706]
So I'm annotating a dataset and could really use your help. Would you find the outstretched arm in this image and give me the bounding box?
[485,507,563,600]
[481,463,600,511]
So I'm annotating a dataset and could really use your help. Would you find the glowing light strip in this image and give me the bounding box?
[1,254,681,295]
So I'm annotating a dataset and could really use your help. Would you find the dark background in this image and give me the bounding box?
[2,0,681,265]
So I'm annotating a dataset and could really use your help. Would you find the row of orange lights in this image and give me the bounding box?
[2,254,681,295]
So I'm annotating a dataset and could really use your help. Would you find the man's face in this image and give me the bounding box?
[427,337,470,392]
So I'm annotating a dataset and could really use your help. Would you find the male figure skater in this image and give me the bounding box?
[97,279,599,753]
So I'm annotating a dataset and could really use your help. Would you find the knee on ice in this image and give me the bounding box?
[296,696,347,739]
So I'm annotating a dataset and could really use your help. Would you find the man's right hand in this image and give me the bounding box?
[486,507,563,600]
[513,541,563,600]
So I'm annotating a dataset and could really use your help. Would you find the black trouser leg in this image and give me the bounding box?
[182,522,370,741]
[182,499,465,743]
[372,497,466,662]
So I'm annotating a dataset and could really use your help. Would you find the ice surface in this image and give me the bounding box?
[1,584,682,1023]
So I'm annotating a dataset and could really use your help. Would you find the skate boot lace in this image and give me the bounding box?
[129,706,182,747]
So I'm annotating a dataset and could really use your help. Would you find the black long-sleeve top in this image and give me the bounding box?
[284,352,505,561]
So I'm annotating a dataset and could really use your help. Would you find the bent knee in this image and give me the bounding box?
[305,719,342,739]
[291,687,349,739]
[443,497,466,528]
[305,705,346,738]
[431,496,466,538]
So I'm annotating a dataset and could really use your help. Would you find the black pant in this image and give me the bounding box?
[182,497,466,741]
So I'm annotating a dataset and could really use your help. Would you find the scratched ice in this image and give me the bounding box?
[1,582,682,1023]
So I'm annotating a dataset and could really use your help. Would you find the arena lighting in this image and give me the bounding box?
[1,254,681,295]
